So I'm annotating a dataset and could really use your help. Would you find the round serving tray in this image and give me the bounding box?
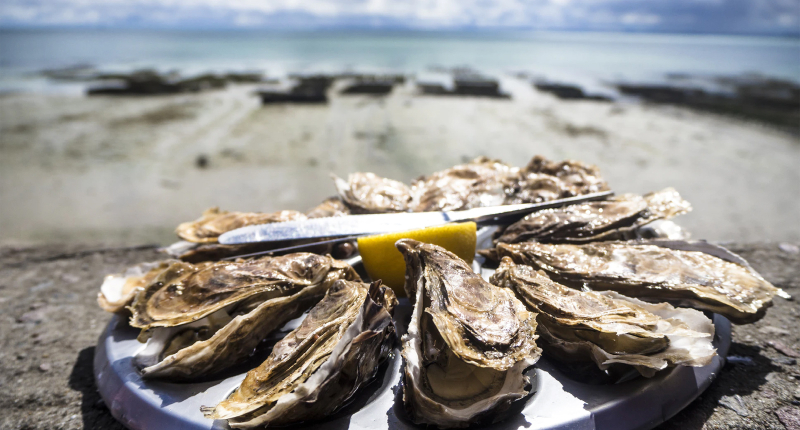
[95,228,732,430]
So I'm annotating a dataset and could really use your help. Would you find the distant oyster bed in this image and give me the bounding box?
[94,155,784,428]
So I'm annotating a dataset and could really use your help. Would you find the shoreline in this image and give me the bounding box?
[1,79,799,246]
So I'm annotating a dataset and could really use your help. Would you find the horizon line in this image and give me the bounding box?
[1,25,799,39]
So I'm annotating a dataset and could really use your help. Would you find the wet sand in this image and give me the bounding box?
[1,78,799,245]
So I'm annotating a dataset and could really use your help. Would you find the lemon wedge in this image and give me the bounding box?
[357,222,477,297]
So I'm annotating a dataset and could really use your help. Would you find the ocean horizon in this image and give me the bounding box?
[1,28,798,94]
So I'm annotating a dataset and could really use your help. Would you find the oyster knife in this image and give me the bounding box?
[219,191,613,245]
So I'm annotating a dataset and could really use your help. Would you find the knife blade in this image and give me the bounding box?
[218,191,613,245]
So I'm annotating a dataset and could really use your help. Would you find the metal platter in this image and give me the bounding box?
[95,227,732,430]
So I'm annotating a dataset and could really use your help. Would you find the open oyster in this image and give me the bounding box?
[410,157,515,212]
[495,240,788,324]
[505,155,609,204]
[491,257,715,377]
[396,239,541,428]
[175,207,306,243]
[128,253,360,380]
[334,172,413,213]
[202,280,397,427]
[305,196,351,218]
[97,261,170,314]
[493,188,691,245]
[165,198,350,263]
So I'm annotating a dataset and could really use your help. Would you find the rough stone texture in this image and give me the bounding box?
[0,242,797,430]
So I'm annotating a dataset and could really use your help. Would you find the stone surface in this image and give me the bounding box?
[0,242,798,430]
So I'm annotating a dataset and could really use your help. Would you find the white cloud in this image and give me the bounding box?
[0,0,797,34]
[620,12,661,25]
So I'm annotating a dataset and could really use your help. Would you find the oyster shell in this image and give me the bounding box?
[493,188,691,245]
[495,240,788,324]
[202,280,397,427]
[97,261,169,313]
[334,172,413,213]
[164,198,349,262]
[396,239,541,428]
[410,157,515,212]
[176,207,306,243]
[505,155,609,204]
[128,253,360,380]
[305,196,351,218]
[490,257,715,377]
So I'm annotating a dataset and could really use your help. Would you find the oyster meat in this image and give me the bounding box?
[98,261,171,313]
[334,172,413,213]
[202,280,397,427]
[491,257,715,377]
[397,239,541,428]
[175,207,306,243]
[505,155,609,204]
[493,188,691,245]
[410,157,515,212]
[495,240,788,324]
[128,253,360,380]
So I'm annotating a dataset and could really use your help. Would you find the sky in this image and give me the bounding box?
[0,0,798,36]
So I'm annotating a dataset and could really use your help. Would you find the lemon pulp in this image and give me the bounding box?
[357,222,477,297]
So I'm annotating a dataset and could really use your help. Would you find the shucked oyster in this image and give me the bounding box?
[495,240,788,324]
[165,198,350,263]
[175,207,306,243]
[410,157,515,212]
[98,261,170,313]
[127,253,360,380]
[203,280,397,427]
[396,239,541,428]
[493,188,691,245]
[491,258,715,377]
[334,172,413,213]
[505,155,609,204]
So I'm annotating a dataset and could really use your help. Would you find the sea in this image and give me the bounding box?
[0,28,798,94]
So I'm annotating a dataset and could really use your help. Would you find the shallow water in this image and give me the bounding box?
[1,29,798,93]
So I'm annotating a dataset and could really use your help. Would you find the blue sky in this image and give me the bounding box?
[1,0,798,35]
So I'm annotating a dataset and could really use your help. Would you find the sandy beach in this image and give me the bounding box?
[1,77,799,245]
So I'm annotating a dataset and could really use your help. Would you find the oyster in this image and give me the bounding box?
[493,188,691,245]
[334,172,413,213]
[396,239,541,428]
[505,155,609,204]
[305,196,351,218]
[97,261,170,313]
[176,207,306,243]
[490,257,715,377]
[202,280,397,427]
[410,157,515,212]
[128,253,360,380]
[495,240,788,324]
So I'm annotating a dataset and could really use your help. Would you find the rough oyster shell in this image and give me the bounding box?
[127,253,359,380]
[490,257,715,377]
[305,196,351,218]
[176,207,306,243]
[495,240,788,324]
[164,198,349,262]
[97,261,170,313]
[410,157,515,212]
[396,239,541,428]
[334,172,413,213]
[493,188,691,245]
[505,155,609,204]
[202,280,397,428]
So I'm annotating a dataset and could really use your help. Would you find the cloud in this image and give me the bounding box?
[0,0,797,34]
